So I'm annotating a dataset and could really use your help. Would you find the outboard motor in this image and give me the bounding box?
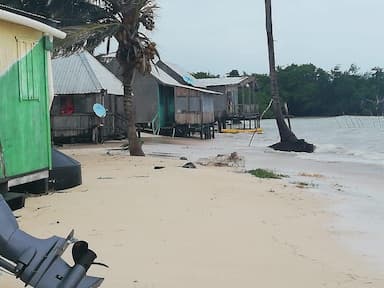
[0,194,104,288]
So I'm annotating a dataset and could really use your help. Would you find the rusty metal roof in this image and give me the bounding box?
[52,51,123,95]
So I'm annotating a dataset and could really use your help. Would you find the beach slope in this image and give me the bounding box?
[1,146,382,288]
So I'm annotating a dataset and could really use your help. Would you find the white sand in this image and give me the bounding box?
[1,144,383,288]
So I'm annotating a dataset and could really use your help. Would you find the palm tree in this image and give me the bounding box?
[264,0,314,152]
[112,1,158,156]
[1,0,158,156]
[59,0,158,156]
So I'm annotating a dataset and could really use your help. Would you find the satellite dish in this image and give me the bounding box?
[93,103,106,118]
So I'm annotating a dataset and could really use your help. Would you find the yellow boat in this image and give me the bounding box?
[222,128,264,134]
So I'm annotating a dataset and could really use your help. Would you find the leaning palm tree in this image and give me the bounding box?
[265,0,314,152]
[1,0,158,156]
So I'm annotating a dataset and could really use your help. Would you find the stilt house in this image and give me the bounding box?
[196,76,259,122]
[103,58,221,138]
[51,51,125,143]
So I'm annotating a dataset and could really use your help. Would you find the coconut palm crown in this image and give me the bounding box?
[56,0,159,76]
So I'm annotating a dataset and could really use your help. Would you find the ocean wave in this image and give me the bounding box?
[298,143,384,166]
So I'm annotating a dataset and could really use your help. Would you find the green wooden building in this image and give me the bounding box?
[0,7,66,196]
[133,62,220,137]
[102,58,221,138]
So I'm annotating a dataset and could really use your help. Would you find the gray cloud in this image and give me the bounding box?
[149,0,384,75]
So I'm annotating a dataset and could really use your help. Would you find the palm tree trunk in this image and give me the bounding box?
[265,0,314,152]
[265,0,297,143]
[120,64,145,156]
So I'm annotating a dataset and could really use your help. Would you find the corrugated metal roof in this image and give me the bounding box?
[178,83,222,95]
[158,61,200,86]
[151,65,180,87]
[52,51,123,95]
[196,76,249,87]
[156,61,250,88]
[151,66,221,95]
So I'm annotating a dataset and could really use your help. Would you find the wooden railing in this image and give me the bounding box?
[151,113,160,135]
[51,113,128,140]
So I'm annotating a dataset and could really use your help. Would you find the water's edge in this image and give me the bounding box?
[144,116,384,270]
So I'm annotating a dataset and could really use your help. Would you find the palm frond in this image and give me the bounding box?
[102,0,121,10]
[0,1,23,9]
[49,0,160,75]
[54,22,121,56]
[47,0,117,26]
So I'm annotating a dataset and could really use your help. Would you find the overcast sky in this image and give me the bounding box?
[145,0,384,76]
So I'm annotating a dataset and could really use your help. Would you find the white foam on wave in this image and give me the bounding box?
[297,143,384,166]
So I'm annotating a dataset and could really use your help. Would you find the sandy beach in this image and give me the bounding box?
[1,138,383,288]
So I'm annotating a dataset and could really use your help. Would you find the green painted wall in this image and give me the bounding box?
[0,38,51,179]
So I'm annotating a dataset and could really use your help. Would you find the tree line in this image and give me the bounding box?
[194,64,384,117]
[254,64,384,117]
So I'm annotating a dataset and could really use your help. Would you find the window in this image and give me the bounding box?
[16,38,43,101]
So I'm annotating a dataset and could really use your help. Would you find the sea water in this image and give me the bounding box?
[257,117,384,269]
[145,116,384,269]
